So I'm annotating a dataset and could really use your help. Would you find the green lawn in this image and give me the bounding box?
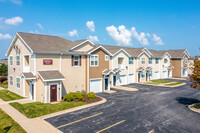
[165,82,183,86]
[10,102,87,118]
[0,90,24,101]
[151,80,171,83]
[193,103,200,109]
[0,108,26,133]
[0,84,8,89]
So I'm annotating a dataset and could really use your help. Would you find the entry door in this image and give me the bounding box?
[138,73,141,82]
[31,84,34,100]
[146,72,148,81]
[113,76,116,86]
[50,85,57,102]
[105,78,109,90]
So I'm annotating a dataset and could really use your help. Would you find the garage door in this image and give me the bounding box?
[119,75,127,85]
[90,79,102,93]
[128,74,135,83]
[154,71,159,79]
[162,71,167,78]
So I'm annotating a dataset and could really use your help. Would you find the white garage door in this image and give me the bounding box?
[154,71,159,79]
[162,71,167,78]
[90,79,102,93]
[128,74,135,83]
[119,75,127,85]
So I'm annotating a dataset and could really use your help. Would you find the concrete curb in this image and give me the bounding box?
[111,86,139,91]
[188,104,200,114]
[136,82,186,88]
[38,96,107,120]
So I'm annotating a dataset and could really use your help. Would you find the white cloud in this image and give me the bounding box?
[68,29,78,37]
[86,21,95,32]
[131,27,149,45]
[36,23,43,30]
[88,35,99,42]
[4,16,23,25]
[0,33,12,40]
[152,34,164,45]
[10,0,21,5]
[146,33,151,37]
[106,25,132,46]
[29,30,40,34]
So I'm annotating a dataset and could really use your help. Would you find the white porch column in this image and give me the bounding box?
[60,81,62,101]
[45,82,47,103]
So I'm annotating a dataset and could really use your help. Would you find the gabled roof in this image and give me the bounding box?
[148,49,167,58]
[37,70,65,82]
[21,72,36,80]
[163,49,190,59]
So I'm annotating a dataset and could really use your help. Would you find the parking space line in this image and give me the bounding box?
[57,112,103,129]
[148,129,154,133]
[96,120,125,133]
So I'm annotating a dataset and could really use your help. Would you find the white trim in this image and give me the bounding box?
[33,54,36,75]
[45,82,47,103]
[105,55,108,61]
[88,45,113,56]
[23,78,25,97]
[9,75,14,86]
[162,52,172,59]
[138,51,152,58]
[17,33,33,54]
[23,54,30,72]
[184,49,191,58]
[5,34,18,56]
[142,48,153,56]
[16,76,21,89]
[49,83,59,103]
[70,40,95,51]
[87,55,89,93]
[113,49,131,57]
[181,59,183,77]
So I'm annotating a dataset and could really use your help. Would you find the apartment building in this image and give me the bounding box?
[6,32,192,103]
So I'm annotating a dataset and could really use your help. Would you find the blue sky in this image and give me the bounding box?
[0,0,200,59]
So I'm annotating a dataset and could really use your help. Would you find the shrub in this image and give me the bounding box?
[3,80,8,85]
[86,92,96,100]
[0,76,7,83]
[64,92,85,102]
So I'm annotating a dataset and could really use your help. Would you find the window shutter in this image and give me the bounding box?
[72,55,74,66]
[79,55,81,66]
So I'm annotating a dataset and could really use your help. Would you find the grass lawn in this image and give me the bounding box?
[165,82,183,86]
[145,82,160,85]
[0,108,26,133]
[193,103,200,109]
[0,84,8,89]
[0,90,24,101]
[151,80,171,83]
[10,102,87,118]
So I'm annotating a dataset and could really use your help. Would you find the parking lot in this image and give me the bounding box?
[46,79,200,133]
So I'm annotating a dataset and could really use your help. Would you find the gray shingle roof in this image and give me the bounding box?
[38,70,65,81]
[148,50,167,58]
[21,72,36,79]
[165,49,187,58]
[0,60,8,65]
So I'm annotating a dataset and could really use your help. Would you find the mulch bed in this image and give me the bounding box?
[68,96,102,104]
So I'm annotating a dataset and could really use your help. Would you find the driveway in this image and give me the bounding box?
[45,79,200,133]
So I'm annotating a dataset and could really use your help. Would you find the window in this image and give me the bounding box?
[164,58,168,63]
[141,72,145,78]
[129,57,134,64]
[149,58,152,64]
[10,56,13,65]
[155,58,159,64]
[10,76,13,85]
[105,55,108,61]
[73,55,80,66]
[16,77,20,88]
[16,55,20,66]
[90,55,98,66]
[186,58,188,64]
[141,58,145,64]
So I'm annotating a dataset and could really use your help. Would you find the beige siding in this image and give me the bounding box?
[73,42,93,51]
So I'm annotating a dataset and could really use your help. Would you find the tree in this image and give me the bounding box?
[190,58,200,89]
[0,64,8,76]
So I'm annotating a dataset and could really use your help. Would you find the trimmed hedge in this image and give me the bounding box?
[64,92,85,102]
[86,92,96,100]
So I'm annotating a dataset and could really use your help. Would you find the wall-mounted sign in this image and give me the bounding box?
[43,59,53,65]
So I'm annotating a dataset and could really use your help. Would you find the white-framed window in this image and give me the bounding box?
[90,55,98,66]
[149,58,152,64]
[10,56,13,65]
[105,55,108,61]
[74,55,80,66]
[10,76,13,86]
[141,58,145,64]
[186,58,188,64]
[155,58,159,64]
[129,57,134,64]
[16,55,20,66]
[16,77,20,88]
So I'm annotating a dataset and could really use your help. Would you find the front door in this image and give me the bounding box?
[146,72,148,81]
[31,84,34,100]
[50,85,57,102]
[113,76,116,86]
[138,73,140,82]
[105,78,108,90]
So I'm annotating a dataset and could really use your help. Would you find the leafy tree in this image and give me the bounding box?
[190,58,200,89]
[0,64,8,76]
